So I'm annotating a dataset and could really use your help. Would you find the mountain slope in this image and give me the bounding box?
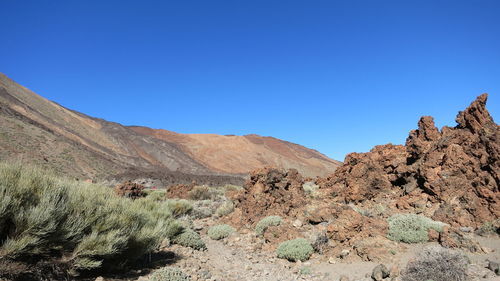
[129,127,340,177]
[0,73,340,182]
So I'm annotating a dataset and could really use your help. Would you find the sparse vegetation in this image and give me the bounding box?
[476,220,499,237]
[255,216,283,236]
[311,232,329,253]
[207,224,235,240]
[387,213,446,243]
[165,199,193,217]
[299,266,312,275]
[149,267,191,281]
[188,186,215,200]
[401,246,469,281]
[146,189,168,201]
[302,181,319,197]
[215,200,234,217]
[276,238,314,262]
[0,162,182,273]
[223,184,243,192]
[171,228,206,250]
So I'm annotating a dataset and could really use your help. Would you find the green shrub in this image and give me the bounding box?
[299,266,312,275]
[171,228,206,250]
[402,246,469,281]
[387,214,446,243]
[187,186,215,200]
[146,189,168,201]
[0,162,182,273]
[302,182,319,197]
[207,224,235,240]
[191,200,216,219]
[165,199,193,217]
[149,267,190,281]
[276,238,314,262]
[255,216,282,236]
[215,201,234,217]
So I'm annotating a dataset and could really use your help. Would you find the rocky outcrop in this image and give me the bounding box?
[317,144,407,202]
[114,181,146,199]
[165,183,195,199]
[229,167,306,227]
[318,94,499,228]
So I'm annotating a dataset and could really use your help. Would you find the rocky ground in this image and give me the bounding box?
[123,214,499,281]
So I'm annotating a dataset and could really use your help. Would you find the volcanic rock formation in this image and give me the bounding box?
[318,94,499,228]
[229,167,307,227]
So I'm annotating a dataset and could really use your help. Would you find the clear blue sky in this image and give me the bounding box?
[1,1,499,161]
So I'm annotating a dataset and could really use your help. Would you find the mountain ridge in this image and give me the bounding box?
[0,73,340,184]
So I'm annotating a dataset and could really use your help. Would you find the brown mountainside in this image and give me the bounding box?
[130,127,340,177]
[0,73,340,183]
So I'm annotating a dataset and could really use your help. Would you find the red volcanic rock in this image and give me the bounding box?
[317,144,407,202]
[229,167,306,227]
[165,183,195,199]
[318,94,499,228]
[114,180,146,199]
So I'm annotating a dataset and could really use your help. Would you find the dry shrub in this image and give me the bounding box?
[402,245,469,281]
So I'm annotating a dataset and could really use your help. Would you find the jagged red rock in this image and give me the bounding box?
[114,180,146,199]
[318,94,499,228]
[228,167,306,227]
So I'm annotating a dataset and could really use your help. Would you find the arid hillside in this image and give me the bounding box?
[130,127,340,177]
[0,73,339,183]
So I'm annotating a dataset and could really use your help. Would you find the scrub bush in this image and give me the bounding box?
[171,228,206,250]
[188,186,215,200]
[387,214,446,243]
[0,162,182,273]
[276,238,314,262]
[255,216,282,236]
[402,246,469,281]
[165,199,193,217]
[207,224,234,240]
[149,267,190,281]
[215,201,234,217]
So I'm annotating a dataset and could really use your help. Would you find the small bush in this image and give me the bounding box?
[171,229,206,250]
[402,246,469,281]
[165,199,193,217]
[299,266,312,275]
[351,203,387,218]
[311,232,328,253]
[191,200,217,219]
[302,182,319,197]
[476,220,499,237]
[387,214,446,243]
[188,186,214,200]
[255,216,283,236]
[215,201,234,217]
[191,207,213,219]
[149,267,190,281]
[223,184,243,192]
[276,238,314,262]
[146,189,168,202]
[207,224,235,240]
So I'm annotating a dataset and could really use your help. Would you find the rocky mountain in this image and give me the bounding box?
[129,127,340,178]
[0,73,340,184]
